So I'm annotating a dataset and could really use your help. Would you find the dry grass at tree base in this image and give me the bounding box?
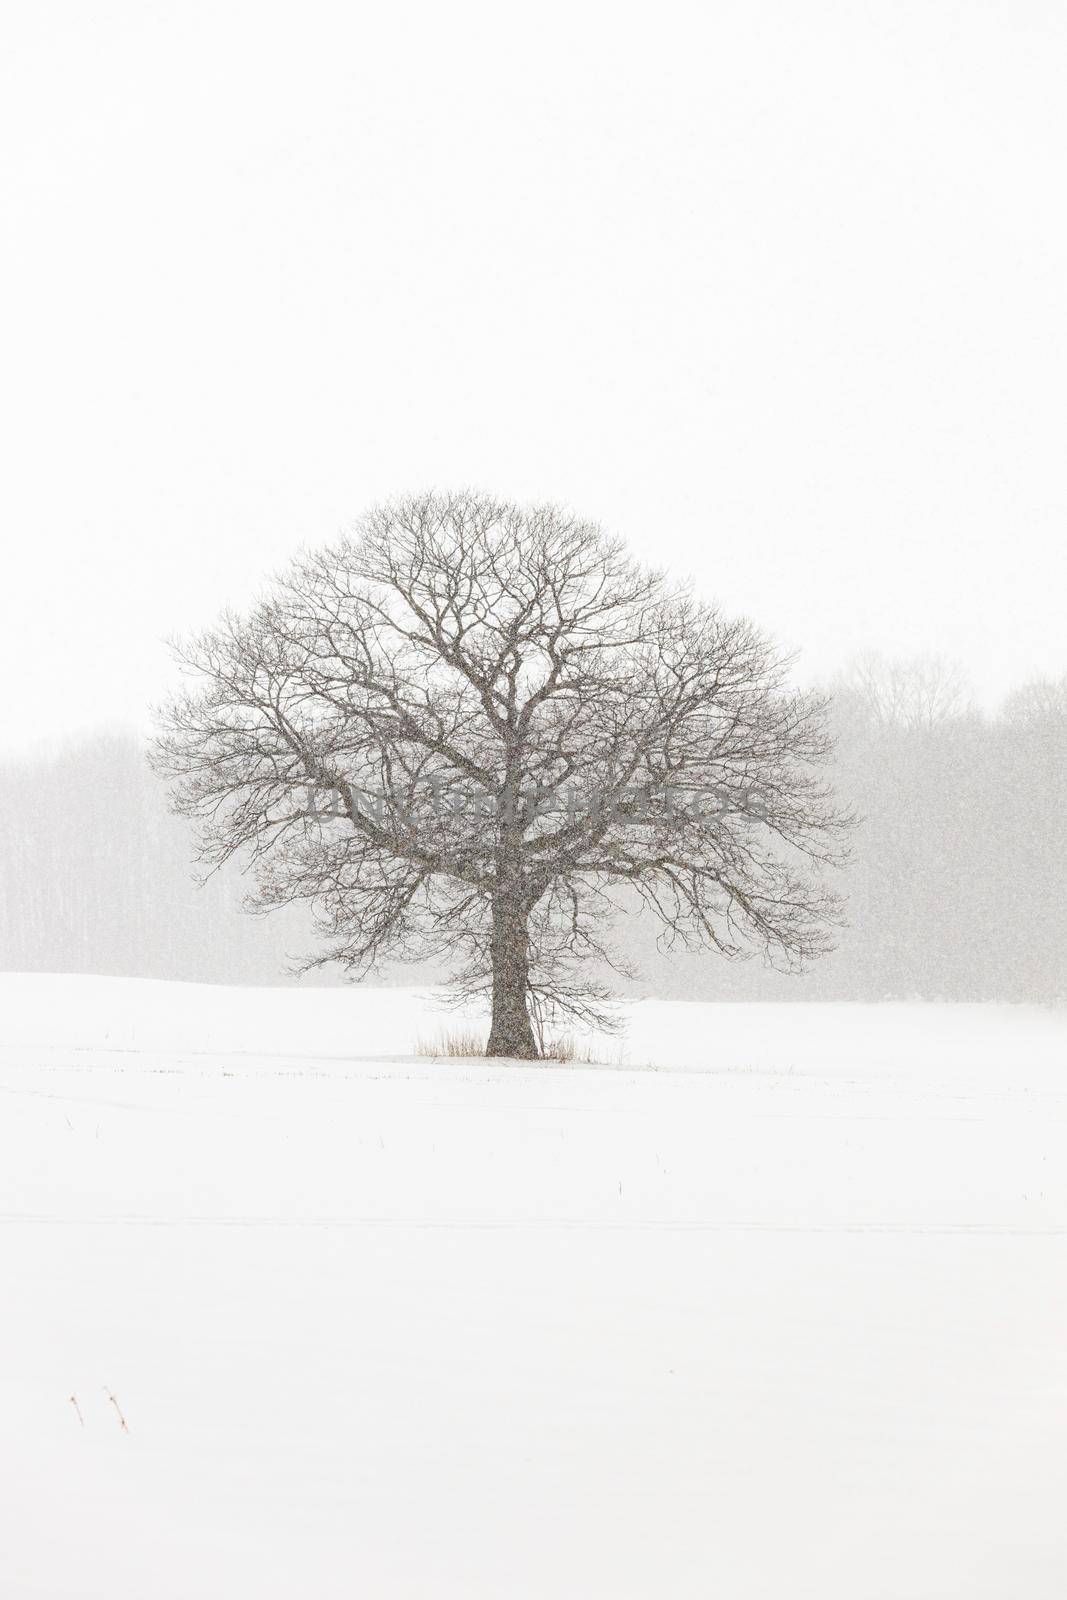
[415,1027,605,1063]
[415,1027,487,1059]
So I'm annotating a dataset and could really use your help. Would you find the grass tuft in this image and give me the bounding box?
[416,1026,615,1064]
[415,1026,487,1058]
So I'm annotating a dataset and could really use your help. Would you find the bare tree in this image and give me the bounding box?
[152,493,850,1057]
[845,653,972,732]
[1001,674,1067,726]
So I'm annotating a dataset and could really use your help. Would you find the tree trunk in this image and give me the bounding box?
[486,892,539,1059]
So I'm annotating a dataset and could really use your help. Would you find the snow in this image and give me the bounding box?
[1,974,1065,1597]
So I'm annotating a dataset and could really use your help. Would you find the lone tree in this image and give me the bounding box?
[152,493,849,1058]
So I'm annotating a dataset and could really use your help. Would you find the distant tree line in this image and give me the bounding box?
[1,659,1064,1001]
[615,659,1067,1002]
[0,733,320,986]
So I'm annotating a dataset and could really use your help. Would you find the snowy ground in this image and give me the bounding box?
[2,974,1065,1598]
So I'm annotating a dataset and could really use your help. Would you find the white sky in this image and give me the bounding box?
[2,1,1064,751]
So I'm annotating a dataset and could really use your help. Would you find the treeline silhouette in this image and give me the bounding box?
[0,732,320,985]
[1,661,1064,999]
[618,660,1067,1001]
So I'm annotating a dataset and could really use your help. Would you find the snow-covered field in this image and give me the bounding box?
[2,974,1065,1598]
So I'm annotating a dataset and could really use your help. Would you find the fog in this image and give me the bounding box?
[2,3,1066,753]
